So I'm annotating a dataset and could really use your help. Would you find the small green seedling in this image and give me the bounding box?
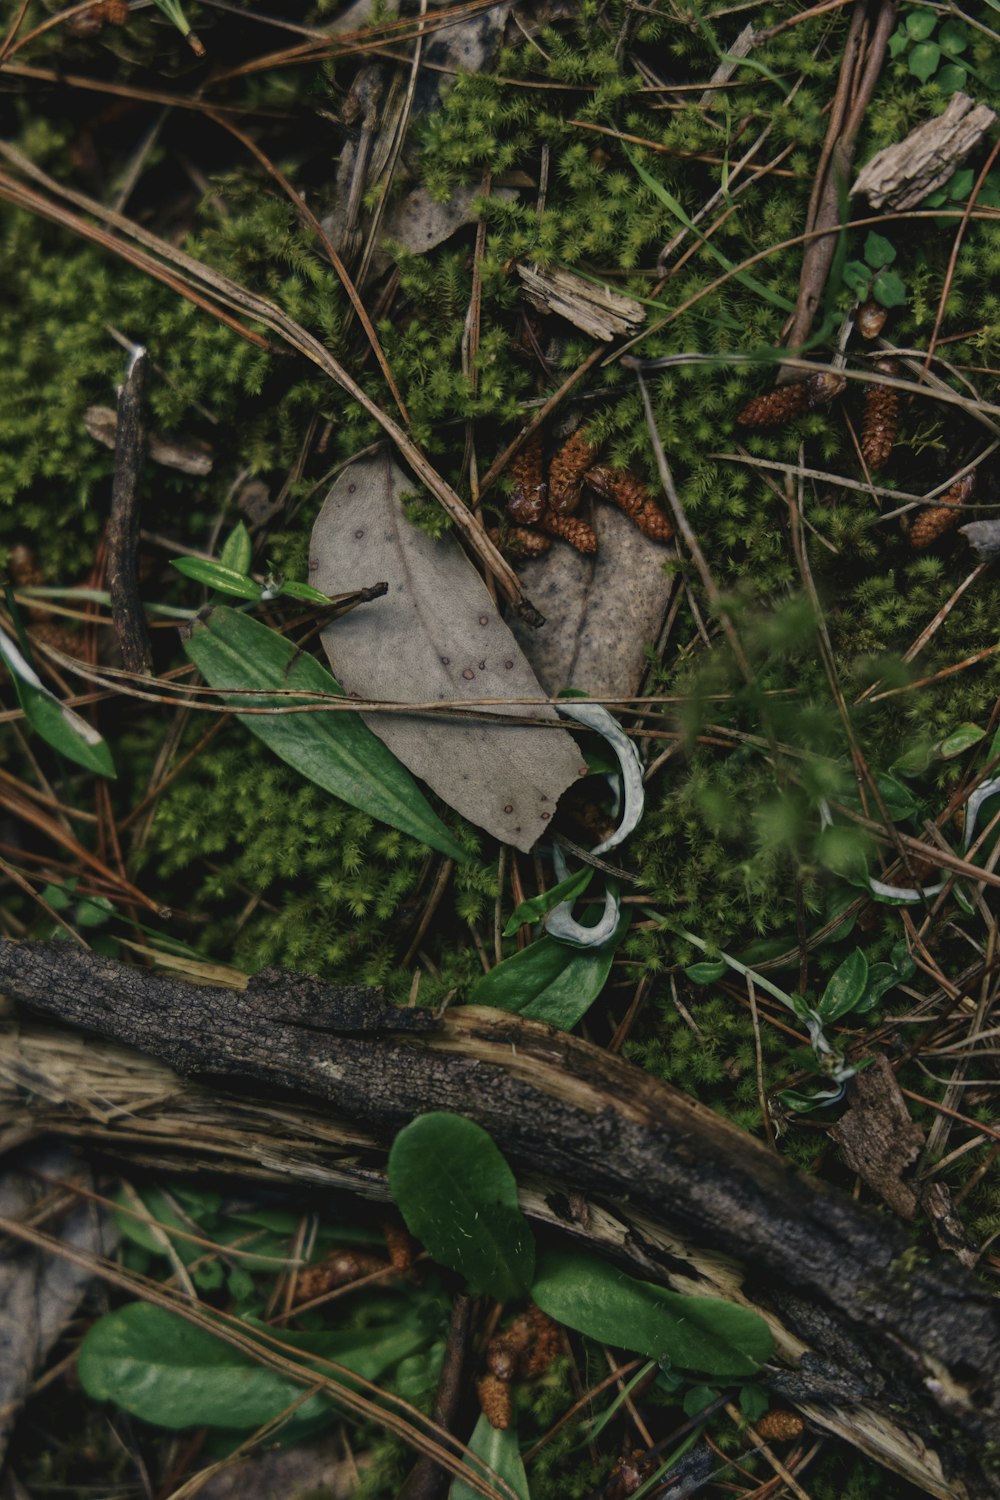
[842,232,906,310]
[889,10,971,91]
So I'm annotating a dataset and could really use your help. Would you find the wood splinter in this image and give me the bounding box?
[106,346,153,677]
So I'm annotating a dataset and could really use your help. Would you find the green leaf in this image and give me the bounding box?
[908,40,941,81]
[842,260,872,296]
[777,1086,847,1113]
[531,1248,772,1377]
[685,960,728,984]
[888,24,909,57]
[183,607,465,861]
[874,771,919,822]
[388,1114,535,1301]
[112,1186,202,1264]
[935,63,968,94]
[817,948,868,1022]
[503,867,593,935]
[872,269,907,309]
[945,168,975,201]
[0,630,116,777]
[863,232,896,268]
[739,1383,771,1422]
[937,19,968,53]
[220,522,253,576]
[938,722,985,758]
[683,1384,718,1418]
[893,739,934,777]
[450,1412,529,1500]
[469,912,629,1030]
[275,579,336,604]
[171,557,261,600]
[78,1302,425,1431]
[905,10,937,39]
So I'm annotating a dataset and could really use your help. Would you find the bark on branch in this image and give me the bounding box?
[1,939,998,1499]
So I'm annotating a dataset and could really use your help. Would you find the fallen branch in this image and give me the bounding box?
[1,941,998,1499]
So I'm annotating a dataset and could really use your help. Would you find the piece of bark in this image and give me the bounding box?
[0,1019,977,1500]
[0,1143,116,1465]
[106,347,153,676]
[959,519,1000,560]
[309,455,587,852]
[516,263,645,342]
[509,504,675,699]
[0,940,998,1500]
[920,1182,981,1270]
[84,405,213,476]
[852,93,997,210]
[830,1053,924,1219]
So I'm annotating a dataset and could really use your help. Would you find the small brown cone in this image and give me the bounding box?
[538,510,598,554]
[857,297,888,340]
[586,466,674,543]
[754,1409,806,1442]
[737,371,846,428]
[477,1373,512,1430]
[380,1219,417,1272]
[507,430,547,525]
[294,1250,389,1303]
[548,428,598,514]
[908,472,976,550]
[488,525,552,559]
[860,359,900,472]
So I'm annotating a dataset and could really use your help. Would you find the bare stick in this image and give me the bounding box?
[106,347,153,676]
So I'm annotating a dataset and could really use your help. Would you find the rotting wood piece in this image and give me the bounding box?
[0,1019,986,1500]
[852,92,997,210]
[1,941,999,1499]
[516,263,646,342]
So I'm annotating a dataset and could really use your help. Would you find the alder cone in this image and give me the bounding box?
[507,429,547,525]
[488,524,552,558]
[909,472,976,550]
[548,428,598,514]
[586,466,674,543]
[737,370,846,428]
[861,360,900,471]
[754,1409,806,1442]
[477,1373,512,1430]
[539,510,598,554]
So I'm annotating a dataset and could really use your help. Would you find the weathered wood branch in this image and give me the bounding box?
[1,940,998,1499]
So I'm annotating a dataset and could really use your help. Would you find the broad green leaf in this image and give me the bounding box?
[872,269,907,308]
[908,40,940,80]
[946,168,975,200]
[683,1384,717,1418]
[112,1187,203,1265]
[684,960,728,984]
[739,1383,770,1422]
[531,1249,771,1377]
[905,10,936,39]
[220,522,253,575]
[503,868,593,936]
[183,607,464,860]
[935,63,968,94]
[893,738,933,777]
[450,1412,529,1500]
[842,259,872,296]
[78,1302,425,1430]
[863,232,896,268]
[937,19,968,52]
[0,629,115,777]
[388,1114,534,1301]
[817,948,868,1022]
[888,25,909,57]
[171,557,262,599]
[938,722,985,758]
[469,912,629,1031]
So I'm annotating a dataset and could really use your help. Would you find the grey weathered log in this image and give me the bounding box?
[1,939,998,1499]
[852,92,997,210]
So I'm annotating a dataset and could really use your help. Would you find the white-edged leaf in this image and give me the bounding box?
[0,630,115,777]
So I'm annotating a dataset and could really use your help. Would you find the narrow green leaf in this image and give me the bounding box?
[684,960,728,984]
[183,606,465,860]
[276,579,336,604]
[220,522,253,576]
[469,912,629,1031]
[171,558,261,600]
[503,867,593,935]
[938,722,985,758]
[388,1114,535,1301]
[863,232,896,269]
[0,630,116,777]
[531,1249,772,1377]
[817,948,868,1022]
[450,1413,530,1500]
[78,1302,425,1431]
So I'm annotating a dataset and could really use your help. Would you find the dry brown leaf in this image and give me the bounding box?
[510,504,675,699]
[830,1053,924,1219]
[309,456,587,852]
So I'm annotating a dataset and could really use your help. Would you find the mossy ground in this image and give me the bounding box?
[2,1,999,1495]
